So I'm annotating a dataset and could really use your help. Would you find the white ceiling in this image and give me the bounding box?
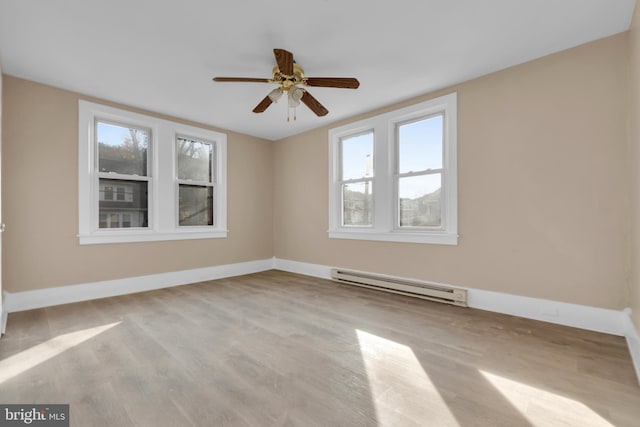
[0,1,636,141]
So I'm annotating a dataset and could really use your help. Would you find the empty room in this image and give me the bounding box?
[1,1,640,426]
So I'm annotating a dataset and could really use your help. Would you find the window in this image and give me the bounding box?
[397,114,443,228]
[78,101,227,244]
[176,137,214,227]
[116,187,126,201]
[340,131,374,227]
[96,120,149,229]
[328,93,457,245]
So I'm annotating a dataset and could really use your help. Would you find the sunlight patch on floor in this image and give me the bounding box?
[0,322,121,384]
[356,329,459,426]
[479,370,613,427]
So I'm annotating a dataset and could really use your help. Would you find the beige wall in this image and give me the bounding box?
[1,29,635,314]
[274,33,630,310]
[629,3,640,330]
[1,76,273,292]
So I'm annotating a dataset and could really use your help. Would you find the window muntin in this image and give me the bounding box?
[176,137,214,227]
[328,93,457,245]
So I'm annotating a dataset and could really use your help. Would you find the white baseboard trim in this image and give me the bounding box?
[623,311,640,385]
[9,254,627,336]
[272,258,629,336]
[467,288,628,336]
[272,257,332,280]
[4,258,274,313]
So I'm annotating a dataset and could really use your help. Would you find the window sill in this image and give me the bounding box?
[78,230,228,245]
[328,230,458,245]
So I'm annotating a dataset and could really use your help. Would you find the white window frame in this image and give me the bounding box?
[328,92,457,245]
[79,100,227,244]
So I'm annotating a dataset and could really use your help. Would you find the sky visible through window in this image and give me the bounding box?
[97,121,149,148]
[342,115,443,199]
[342,132,374,180]
[398,115,442,174]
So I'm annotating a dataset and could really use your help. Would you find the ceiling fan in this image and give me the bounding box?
[213,48,360,120]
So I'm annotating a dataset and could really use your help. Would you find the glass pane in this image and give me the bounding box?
[99,213,107,229]
[342,182,373,226]
[398,115,443,173]
[99,179,148,228]
[116,187,125,201]
[97,121,149,175]
[179,185,213,226]
[177,137,213,182]
[341,132,373,181]
[399,174,441,227]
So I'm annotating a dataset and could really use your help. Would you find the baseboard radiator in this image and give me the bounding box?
[331,268,467,307]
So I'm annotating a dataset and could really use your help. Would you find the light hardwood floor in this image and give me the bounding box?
[1,270,639,426]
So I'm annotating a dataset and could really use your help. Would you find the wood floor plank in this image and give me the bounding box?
[1,270,639,426]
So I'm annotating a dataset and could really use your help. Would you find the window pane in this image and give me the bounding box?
[399,174,441,227]
[343,182,373,226]
[398,115,443,173]
[99,213,107,229]
[179,185,213,226]
[97,121,149,175]
[116,187,125,201]
[99,179,148,228]
[341,132,373,180]
[177,137,213,182]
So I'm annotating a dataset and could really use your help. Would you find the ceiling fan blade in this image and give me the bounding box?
[252,95,273,113]
[301,91,329,117]
[213,77,272,83]
[304,77,360,89]
[274,49,294,76]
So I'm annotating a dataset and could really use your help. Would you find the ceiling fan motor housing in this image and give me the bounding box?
[272,64,305,90]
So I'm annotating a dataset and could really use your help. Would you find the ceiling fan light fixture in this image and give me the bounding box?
[288,86,304,107]
[268,88,283,102]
